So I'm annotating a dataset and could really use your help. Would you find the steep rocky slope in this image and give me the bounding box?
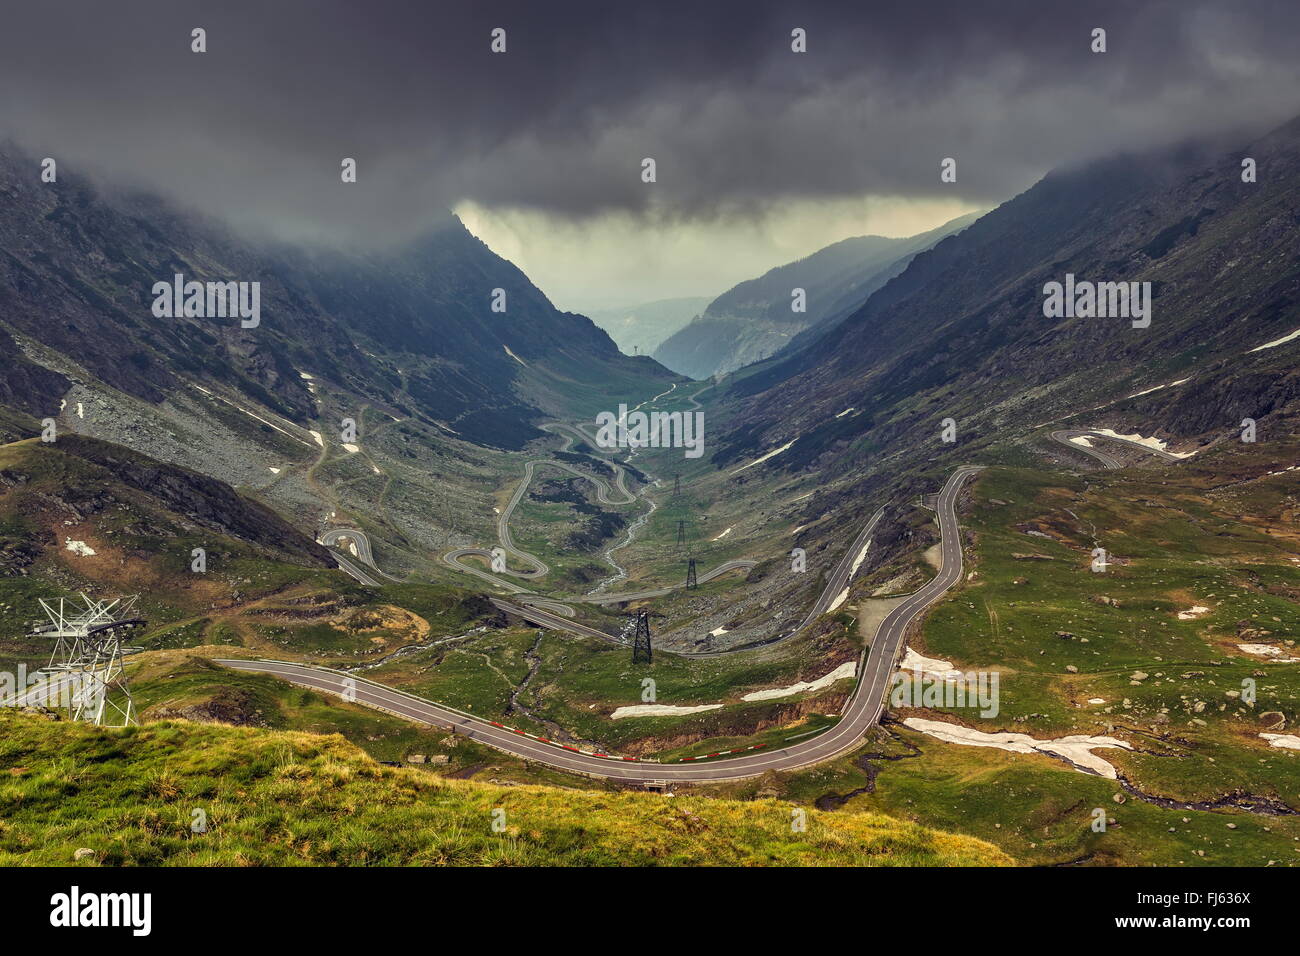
[713,118,1300,478]
[0,434,332,584]
[0,144,677,451]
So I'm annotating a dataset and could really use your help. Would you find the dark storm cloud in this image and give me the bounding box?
[2,0,1298,244]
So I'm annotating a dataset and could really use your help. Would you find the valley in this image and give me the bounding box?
[6,396,1295,868]
[2,30,1299,876]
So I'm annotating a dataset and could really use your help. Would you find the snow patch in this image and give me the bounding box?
[1088,428,1195,459]
[835,407,855,419]
[1249,328,1300,352]
[611,662,858,716]
[64,539,96,557]
[1177,605,1209,620]
[503,345,528,366]
[711,526,733,541]
[742,661,856,702]
[731,440,796,474]
[611,703,723,720]
[1261,733,1300,750]
[826,587,850,613]
[902,717,1132,778]
[1128,378,1188,399]
[1239,643,1300,663]
[341,443,359,454]
[898,648,964,682]
[848,537,872,579]
[191,384,314,447]
[309,430,324,447]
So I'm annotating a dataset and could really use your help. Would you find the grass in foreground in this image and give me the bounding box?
[0,713,1011,867]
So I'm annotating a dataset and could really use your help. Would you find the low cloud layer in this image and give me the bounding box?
[2,0,1297,301]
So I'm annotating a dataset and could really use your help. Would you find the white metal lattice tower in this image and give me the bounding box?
[28,593,145,726]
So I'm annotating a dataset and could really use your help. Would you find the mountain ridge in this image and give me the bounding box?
[0,143,678,452]
[709,121,1300,480]
[653,212,982,379]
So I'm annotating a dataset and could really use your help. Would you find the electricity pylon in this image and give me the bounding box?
[632,609,652,664]
[28,594,145,726]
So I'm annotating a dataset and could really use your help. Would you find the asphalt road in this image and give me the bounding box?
[578,558,757,604]
[1049,430,1123,469]
[346,409,750,614]
[789,506,884,635]
[366,501,877,652]
[490,504,882,655]
[440,451,636,585]
[6,669,75,707]
[489,598,627,645]
[218,465,979,783]
[332,552,381,586]
[319,527,395,586]
[493,458,635,577]
[1049,428,1185,469]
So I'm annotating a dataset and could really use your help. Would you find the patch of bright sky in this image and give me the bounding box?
[456,195,982,314]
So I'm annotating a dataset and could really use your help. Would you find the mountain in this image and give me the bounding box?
[0,432,332,576]
[653,212,982,380]
[710,118,1300,481]
[0,433,335,662]
[586,296,711,356]
[0,144,678,453]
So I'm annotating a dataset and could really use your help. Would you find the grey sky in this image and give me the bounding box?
[2,0,1297,309]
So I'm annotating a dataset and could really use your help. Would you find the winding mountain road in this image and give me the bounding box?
[431,411,762,615]
[218,466,979,783]
[319,528,390,586]
[435,420,638,583]
[1049,430,1123,469]
[1049,428,1185,469]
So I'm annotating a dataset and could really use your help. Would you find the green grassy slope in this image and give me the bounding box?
[0,713,1011,867]
[712,446,1300,866]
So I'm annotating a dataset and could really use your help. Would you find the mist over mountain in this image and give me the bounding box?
[586,296,712,356]
[653,213,980,379]
[710,117,1300,484]
[0,144,676,452]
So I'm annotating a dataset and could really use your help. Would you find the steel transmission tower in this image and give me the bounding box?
[631,609,652,663]
[685,558,698,590]
[28,594,146,726]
